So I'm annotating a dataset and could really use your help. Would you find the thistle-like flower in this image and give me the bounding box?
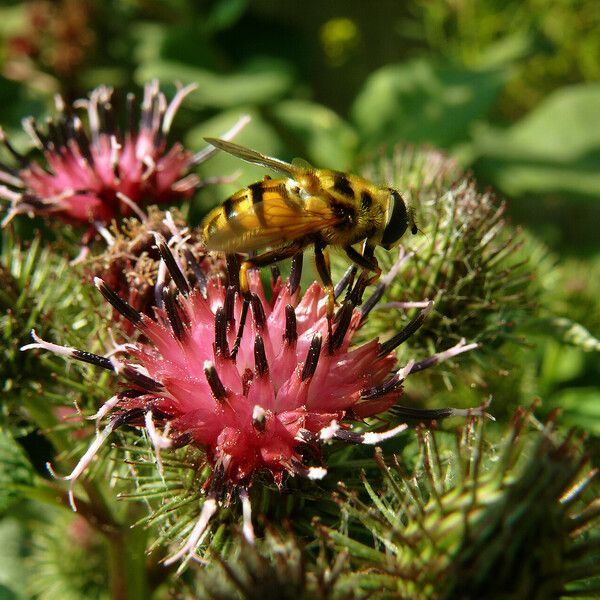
[329,407,600,599]
[23,242,482,565]
[89,206,225,332]
[0,81,248,240]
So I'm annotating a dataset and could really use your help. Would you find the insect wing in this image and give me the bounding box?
[204,138,302,177]
[204,191,342,253]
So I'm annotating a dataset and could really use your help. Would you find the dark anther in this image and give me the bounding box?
[104,100,117,135]
[122,366,164,393]
[289,253,303,295]
[334,265,357,299]
[72,350,115,372]
[270,265,281,285]
[332,429,364,444]
[55,118,69,148]
[250,293,266,328]
[389,405,459,422]
[214,307,230,358]
[302,333,322,381]
[208,461,226,497]
[152,106,166,148]
[126,92,137,137]
[155,234,190,296]
[110,407,145,430]
[346,272,369,306]
[330,300,353,352]
[45,119,60,149]
[226,254,240,291]
[150,403,170,420]
[73,118,94,166]
[164,288,186,341]
[223,286,236,328]
[97,100,113,135]
[118,389,145,399]
[377,304,431,358]
[361,371,404,400]
[360,282,386,323]
[242,368,253,396]
[252,405,266,432]
[94,278,143,326]
[284,305,297,345]
[204,362,228,402]
[408,355,438,374]
[171,432,193,449]
[254,335,269,376]
[183,248,207,296]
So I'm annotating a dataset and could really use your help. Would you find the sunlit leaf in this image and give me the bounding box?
[271,99,358,170]
[473,83,600,199]
[549,387,600,435]
[352,58,506,149]
[136,57,294,108]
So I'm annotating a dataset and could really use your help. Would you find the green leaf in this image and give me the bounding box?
[0,430,36,514]
[271,100,358,170]
[204,0,248,33]
[548,387,600,435]
[135,57,294,109]
[0,4,27,38]
[473,83,600,199]
[352,58,506,149]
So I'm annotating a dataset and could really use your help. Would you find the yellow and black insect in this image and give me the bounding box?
[202,138,417,354]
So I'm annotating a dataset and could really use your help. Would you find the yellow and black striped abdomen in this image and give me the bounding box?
[201,178,342,254]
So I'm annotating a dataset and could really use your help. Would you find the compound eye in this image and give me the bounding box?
[381,189,408,248]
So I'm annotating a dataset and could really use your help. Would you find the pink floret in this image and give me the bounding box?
[0,81,206,234]
[125,273,398,485]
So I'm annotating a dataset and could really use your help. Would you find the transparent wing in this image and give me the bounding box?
[204,194,341,253]
[204,138,304,177]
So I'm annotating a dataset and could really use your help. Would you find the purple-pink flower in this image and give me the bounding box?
[0,81,247,241]
[23,241,482,563]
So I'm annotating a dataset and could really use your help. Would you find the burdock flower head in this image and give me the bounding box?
[330,407,600,599]
[89,206,226,332]
[23,243,482,565]
[0,81,248,240]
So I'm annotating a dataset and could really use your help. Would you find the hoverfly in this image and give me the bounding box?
[201,138,417,355]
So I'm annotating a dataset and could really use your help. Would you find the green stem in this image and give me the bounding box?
[107,526,149,600]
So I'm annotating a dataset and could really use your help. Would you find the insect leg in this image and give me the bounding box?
[314,242,336,353]
[343,244,381,279]
[231,243,303,359]
[343,243,381,306]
